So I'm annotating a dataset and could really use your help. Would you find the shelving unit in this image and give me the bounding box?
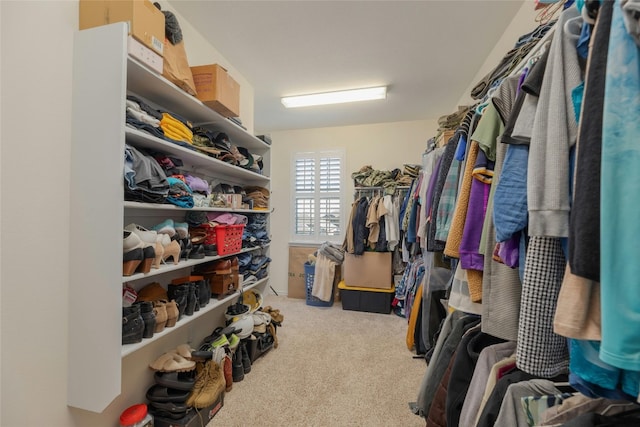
[121,277,268,357]
[69,23,271,413]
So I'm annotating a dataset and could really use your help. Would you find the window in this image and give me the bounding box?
[291,150,344,242]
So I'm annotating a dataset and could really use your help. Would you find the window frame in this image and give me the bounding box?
[290,149,346,244]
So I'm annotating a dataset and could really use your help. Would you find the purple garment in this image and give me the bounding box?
[206,212,248,225]
[459,151,492,270]
[185,175,209,194]
[496,236,520,268]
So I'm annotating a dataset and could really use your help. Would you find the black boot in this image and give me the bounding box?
[241,341,252,374]
[167,284,189,320]
[134,301,156,339]
[185,282,197,316]
[197,278,210,308]
[122,305,144,344]
[232,349,244,382]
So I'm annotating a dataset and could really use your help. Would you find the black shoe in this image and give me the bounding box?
[232,350,244,382]
[134,301,156,339]
[167,284,189,320]
[196,278,210,308]
[185,282,197,315]
[122,305,144,344]
[241,341,252,374]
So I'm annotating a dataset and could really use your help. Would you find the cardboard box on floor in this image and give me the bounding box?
[190,64,240,118]
[343,252,393,289]
[79,0,165,56]
[288,246,318,299]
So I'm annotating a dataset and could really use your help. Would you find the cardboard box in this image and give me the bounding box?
[288,246,318,299]
[153,392,224,427]
[222,194,242,209]
[190,64,240,117]
[343,252,393,289]
[127,35,162,74]
[338,281,395,314]
[79,0,165,56]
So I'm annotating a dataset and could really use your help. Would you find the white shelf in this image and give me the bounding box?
[124,200,271,214]
[125,127,270,184]
[122,289,238,357]
[126,56,269,153]
[70,22,272,413]
[121,276,270,357]
[122,245,268,283]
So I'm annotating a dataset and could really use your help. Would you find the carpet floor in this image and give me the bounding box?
[208,294,426,426]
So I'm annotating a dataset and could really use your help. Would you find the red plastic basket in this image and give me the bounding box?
[215,224,244,255]
[192,223,217,245]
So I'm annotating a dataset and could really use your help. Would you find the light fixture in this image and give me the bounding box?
[281,86,387,108]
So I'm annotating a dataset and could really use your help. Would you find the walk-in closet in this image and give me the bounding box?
[3,1,639,426]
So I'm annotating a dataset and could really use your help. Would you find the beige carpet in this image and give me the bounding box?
[208,294,426,426]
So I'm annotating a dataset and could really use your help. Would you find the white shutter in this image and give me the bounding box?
[292,151,344,241]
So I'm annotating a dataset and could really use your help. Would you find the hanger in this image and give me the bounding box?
[536,0,566,24]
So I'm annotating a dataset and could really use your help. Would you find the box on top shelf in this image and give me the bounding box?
[190,64,241,118]
[79,0,165,56]
[343,252,392,289]
[127,36,162,74]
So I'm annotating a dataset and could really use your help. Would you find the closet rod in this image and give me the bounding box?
[355,185,411,190]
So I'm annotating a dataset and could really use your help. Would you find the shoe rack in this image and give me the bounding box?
[69,23,271,413]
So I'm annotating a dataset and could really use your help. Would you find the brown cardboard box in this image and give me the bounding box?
[79,0,165,56]
[288,245,318,299]
[343,252,393,289]
[190,64,240,117]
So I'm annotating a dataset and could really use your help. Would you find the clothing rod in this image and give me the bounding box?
[354,185,411,190]
[507,22,556,79]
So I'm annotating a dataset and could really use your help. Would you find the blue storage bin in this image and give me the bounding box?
[304,263,334,307]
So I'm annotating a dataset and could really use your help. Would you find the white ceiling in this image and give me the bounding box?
[168,0,526,134]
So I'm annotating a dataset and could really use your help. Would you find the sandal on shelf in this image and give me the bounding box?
[146,385,191,403]
[154,371,196,391]
[149,352,195,372]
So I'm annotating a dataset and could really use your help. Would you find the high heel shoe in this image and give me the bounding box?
[137,244,156,274]
[162,240,181,265]
[125,223,159,273]
[123,231,144,276]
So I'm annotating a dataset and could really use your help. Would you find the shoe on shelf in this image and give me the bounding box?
[145,385,191,403]
[123,231,144,276]
[174,222,189,240]
[149,351,195,373]
[152,219,176,237]
[165,300,179,328]
[162,240,181,265]
[153,301,168,333]
[122,305,144,345]
[154,371,196,391]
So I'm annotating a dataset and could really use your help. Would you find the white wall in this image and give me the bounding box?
[0,1,255,426]
[268,119,438,296]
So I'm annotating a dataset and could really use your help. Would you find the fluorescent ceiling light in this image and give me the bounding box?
[281,86,387,108]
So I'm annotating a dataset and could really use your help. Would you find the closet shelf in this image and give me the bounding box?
[124,200,271,214]
[126,56,269,153]
[125,127,270,184]
[122,245,268,284]
[120,275,269,358]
